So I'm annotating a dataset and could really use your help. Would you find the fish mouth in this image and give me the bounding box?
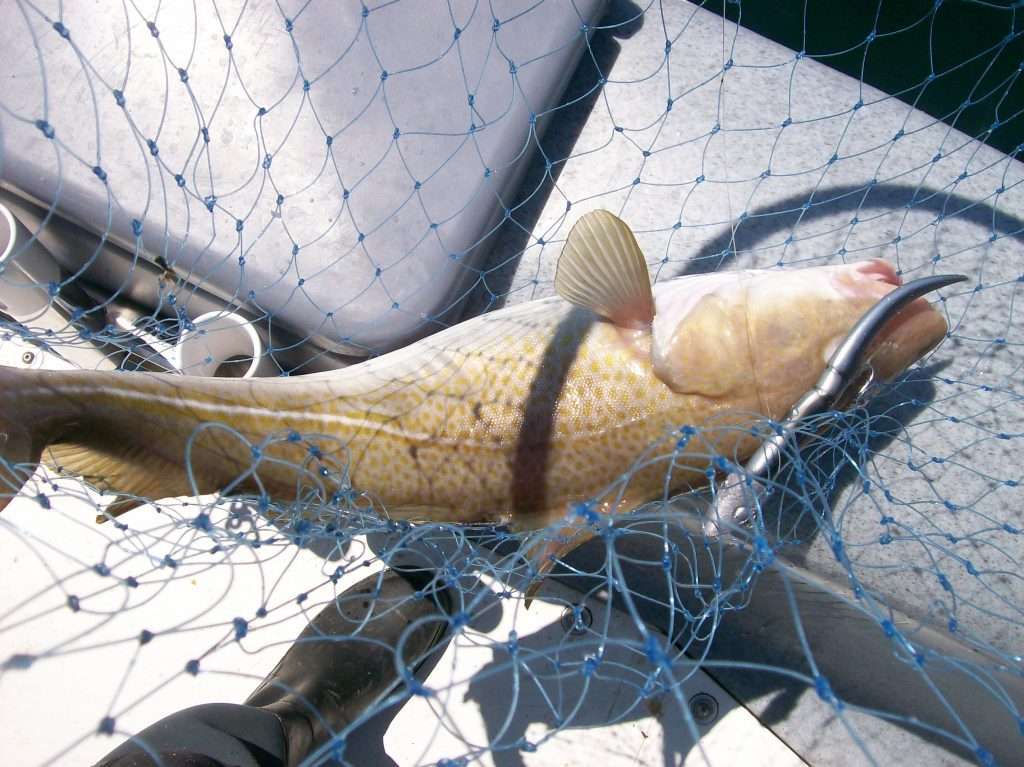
[833,259,903,301]
[867,289,949,378]
[837,260,948,378]
[856,258,902,287]
[843,260,938,345]
[868,262,943,339]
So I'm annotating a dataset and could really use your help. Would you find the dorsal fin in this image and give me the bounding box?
[554,210,655,328]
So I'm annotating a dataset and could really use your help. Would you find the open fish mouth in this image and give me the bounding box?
[815,259,950,381]
[840,259,942,336]
[864,280,950,376]
[856,258,902,286]
[835,258,903,298]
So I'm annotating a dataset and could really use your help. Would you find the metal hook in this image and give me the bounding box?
[819,273,967,405]
[834,363,876,412]
[704,271,968,538]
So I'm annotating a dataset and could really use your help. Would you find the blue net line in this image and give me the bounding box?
[1,0,1023,765]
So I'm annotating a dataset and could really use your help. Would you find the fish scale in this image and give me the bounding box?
[0,211,949,591]
[14,299,697,525]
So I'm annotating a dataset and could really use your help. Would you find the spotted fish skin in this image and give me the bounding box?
[0,212,948,552]
[0,296,755,528]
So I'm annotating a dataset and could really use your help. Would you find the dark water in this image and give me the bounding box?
[704,0,1024,156]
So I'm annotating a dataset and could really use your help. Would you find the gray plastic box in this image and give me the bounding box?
[1,0,606,353]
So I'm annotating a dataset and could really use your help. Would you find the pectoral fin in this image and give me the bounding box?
[44,442,196,521]
[519,521,597,608]
[555,210,655,329]
[518,495,653,606]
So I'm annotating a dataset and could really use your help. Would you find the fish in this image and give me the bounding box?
[0,210,949,599]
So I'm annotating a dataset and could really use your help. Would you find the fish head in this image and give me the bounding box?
[650,259,948,417]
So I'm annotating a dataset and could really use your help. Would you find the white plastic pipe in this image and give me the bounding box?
[0,202,61,322]
[170,311,267,378]
[2,202,269,378]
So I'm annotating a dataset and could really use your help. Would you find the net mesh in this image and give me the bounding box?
[1,0,1022,765]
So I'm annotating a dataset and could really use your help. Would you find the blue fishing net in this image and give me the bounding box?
[1,1,1022,765]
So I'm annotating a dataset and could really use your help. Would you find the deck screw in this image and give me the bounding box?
[688,692,719,725]
[560,605,592,636]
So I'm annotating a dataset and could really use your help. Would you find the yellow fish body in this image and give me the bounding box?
[0,211,948,586]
